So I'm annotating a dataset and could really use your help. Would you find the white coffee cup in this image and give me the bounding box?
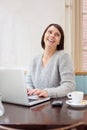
[67,91,84,103]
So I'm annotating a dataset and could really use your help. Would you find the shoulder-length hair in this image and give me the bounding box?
[41,23,64,50]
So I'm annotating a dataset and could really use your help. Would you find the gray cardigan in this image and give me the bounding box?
[26,50,76,98]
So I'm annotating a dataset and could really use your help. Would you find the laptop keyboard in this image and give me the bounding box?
[28,95,39,102]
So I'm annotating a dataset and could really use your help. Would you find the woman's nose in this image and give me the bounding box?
[50,33,55,37]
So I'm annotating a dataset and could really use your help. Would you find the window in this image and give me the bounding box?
[71,0,87,72]
[82,0,87,71]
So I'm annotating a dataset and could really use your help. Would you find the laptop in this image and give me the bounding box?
[0,68,50,106]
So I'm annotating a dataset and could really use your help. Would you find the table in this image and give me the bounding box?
[1,95,87,129]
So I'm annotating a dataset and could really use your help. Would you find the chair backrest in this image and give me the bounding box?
[49,122,85,130]
[0,125,20,130]
[0,122,85,130]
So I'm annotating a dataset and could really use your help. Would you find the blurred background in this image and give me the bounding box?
[0,0,87,72]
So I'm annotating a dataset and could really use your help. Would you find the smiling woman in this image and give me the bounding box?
[41,24,64,67]
[26,23,76,99]
[43,26,61,49]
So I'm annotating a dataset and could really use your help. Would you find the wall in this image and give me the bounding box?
[75,73,87,93]
[0,0,65,69]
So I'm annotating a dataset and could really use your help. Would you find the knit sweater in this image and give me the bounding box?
[26,50,76,98]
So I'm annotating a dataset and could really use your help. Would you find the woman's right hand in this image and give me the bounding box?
[27,88,48,98]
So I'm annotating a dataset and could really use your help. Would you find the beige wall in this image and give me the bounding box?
[0,0,65,69]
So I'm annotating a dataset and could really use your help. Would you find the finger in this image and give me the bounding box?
[39,90,48,97]
[27,89,35,95]
[33,89,41,95]
[29,89,40,95]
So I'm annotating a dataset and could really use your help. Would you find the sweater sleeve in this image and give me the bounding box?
[44,53,76,98]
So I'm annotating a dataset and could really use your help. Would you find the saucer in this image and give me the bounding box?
[66,100,87,108]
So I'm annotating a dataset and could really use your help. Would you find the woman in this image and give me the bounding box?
[26,23,76,98]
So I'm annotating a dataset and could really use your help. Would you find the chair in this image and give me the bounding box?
[0,125,20,130]
[48,122,86,130]
[0,122,86,130]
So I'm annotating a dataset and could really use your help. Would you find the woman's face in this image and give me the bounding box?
[44,25,61,49]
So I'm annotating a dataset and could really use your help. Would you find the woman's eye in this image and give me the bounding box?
[48,31,52,34]
[47,30,60,37]
[55,33,60,37]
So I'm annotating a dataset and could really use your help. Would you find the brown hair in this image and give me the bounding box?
[41,23,64,50]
